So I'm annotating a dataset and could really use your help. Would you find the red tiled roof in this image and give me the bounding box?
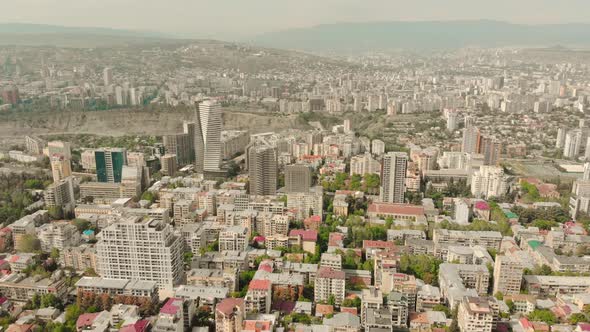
[160,298,182,315]
[316,267,345,279]
[341,307,358,315]
[363,240,395,250]
[243,320,272,330]
[120,320,150,332]
[328,233,345,247]
[289,229,318,242]
[76,313,99,329]
[249,279,271,291]
[216,298,244,316]
[315,304,334,315]
[368,202,425,216]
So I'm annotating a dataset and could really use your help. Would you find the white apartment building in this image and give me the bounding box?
[96,217,184,292]
[471,166,508,199]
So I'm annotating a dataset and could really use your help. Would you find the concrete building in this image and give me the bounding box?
[458,297,494,332]
[380,152,408,203]
[215,298,244,332]
[247,144,277,196]
[219,226,248,252]
[493,255,524,296]
[471,166,509,199]
[160,154,177,177]
[25,135,46,155]
[96,217,184,292]
[315,267,346,305]
[284,164,311,193]
[37,221,80,252]
[350,153,381,176]
[50,155,72,182]
[44,177,76,213]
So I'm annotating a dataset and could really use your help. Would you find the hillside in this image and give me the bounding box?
[0,109,310,148]
[252,20,590,52]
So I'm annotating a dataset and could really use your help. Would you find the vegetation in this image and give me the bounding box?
[0,172,49,225]
[528,309,557,324]
[17,234,41,253]
[399,254,442,285]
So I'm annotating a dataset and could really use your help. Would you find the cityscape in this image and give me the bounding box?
[2,2,590,332]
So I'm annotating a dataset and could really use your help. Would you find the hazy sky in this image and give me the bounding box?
[3,0,590,40]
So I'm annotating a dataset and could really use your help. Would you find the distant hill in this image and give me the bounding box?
[252,20,590,52]
[0,23,176,47]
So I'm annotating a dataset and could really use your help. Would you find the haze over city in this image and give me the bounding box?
[2,0,590,39]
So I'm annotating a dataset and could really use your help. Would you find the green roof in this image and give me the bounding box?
[504,211,518,219]
[528,240,542,250]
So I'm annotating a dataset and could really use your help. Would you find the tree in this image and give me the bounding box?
[327,294,336,306]
[65,304,82,324]
[494,292,504,300]
[433,304,451,316]
[17,234,41,253]
[72,218,92,232]
[50,248,60,260]
[41,293,63,310]
[140,191,157,203]
[528,309,557,324]
[506,299,515,313]
[48,206,64,220]
[568,313,588,325]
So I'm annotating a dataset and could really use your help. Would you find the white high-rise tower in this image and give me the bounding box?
[196,100,222,172]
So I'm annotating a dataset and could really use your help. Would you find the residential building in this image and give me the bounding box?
[315,267,346,305]
[248,144,277,196]
[380,152,408,203]
[458,297,494,332]
[96,217,184,292]
[285,164,311,193]
[493,255,524,296]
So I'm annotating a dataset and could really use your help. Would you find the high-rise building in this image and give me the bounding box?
[447,111,459,132]
[103,67,113,86]
[493,255,524,296]
[462,126,481,154]
[350,153,381,176]
[50,155,72,182]
[44,177,75,212]
[478,136,502,166]
[564,129,583,159]
[556,127,567,149]
[95,148,127,183]
[196,100,223,172]
[284,164,311,193]
[380,152,408,203]
[163,133,192,167]
[247,144,277,196]
[25,136,46,155]
[371,139,386,156]
[96,217,184,291]
[160,154,177,176]
[471,166,508,199]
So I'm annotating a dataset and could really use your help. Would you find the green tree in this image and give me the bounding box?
[433,304,451,316]
[327,294,336,306]
[48,206,64,220]
[17,234,41,253]
[528,309,557,324]
[50,248,60,260]
[568,313,588,325]
[494,292,504,300]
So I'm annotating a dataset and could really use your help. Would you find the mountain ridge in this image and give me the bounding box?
[251,20,590,52]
